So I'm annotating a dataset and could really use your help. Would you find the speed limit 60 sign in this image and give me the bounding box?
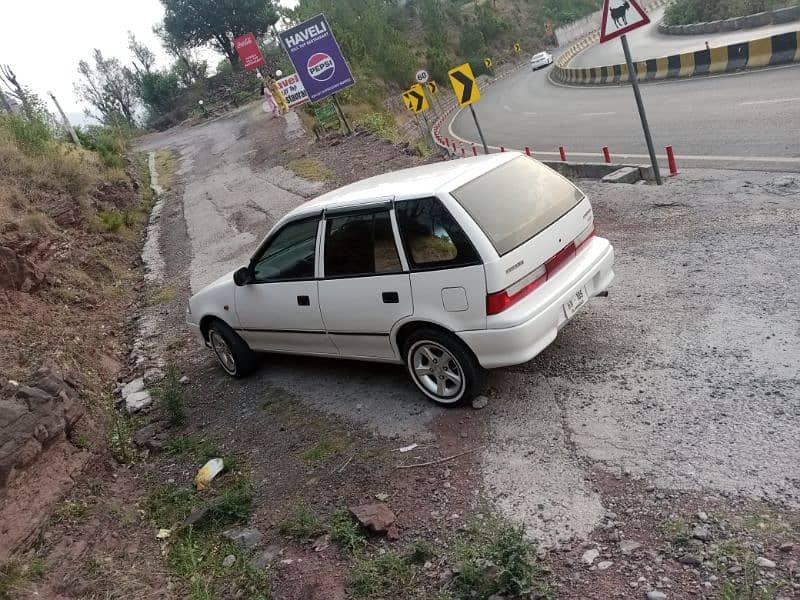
[415,69,429,84]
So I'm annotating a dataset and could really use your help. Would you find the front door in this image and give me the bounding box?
[318,207,412,359]
[235,217,337,355]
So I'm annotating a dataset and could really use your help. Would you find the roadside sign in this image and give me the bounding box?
[279,14,355,103]
[276,73,309,108]
[415,69,429,84]
[544,21,553,36]
[404,83,429,113]
[233,33,266,71]
[447,63,480,107]
[600,0,650,43]
[484,57,493,69]
[513,43,521,53]
[427,80,438,94]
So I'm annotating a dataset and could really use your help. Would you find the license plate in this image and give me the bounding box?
[563,287,589,319]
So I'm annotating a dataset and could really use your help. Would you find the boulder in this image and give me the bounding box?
[349,503,400,540]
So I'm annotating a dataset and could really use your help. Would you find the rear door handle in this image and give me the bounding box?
[297,295,310,306]
[382,292,399,304]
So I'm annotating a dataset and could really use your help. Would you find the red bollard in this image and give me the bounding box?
[472,145,478,156]
[452,142,457,152]
[525,146,532,156]
[461,147,466,157]
[500,146,505,152]
[666,145,679,176]
[559,146,567,161]
[603,146,611,163]
[444,137,449,148]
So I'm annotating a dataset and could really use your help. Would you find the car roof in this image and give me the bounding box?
[285,152,520,220]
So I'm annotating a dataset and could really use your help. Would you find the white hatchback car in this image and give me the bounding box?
[531,51,554,70]
[187,153,614,406]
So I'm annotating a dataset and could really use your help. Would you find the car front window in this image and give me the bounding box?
[251,218,319,282]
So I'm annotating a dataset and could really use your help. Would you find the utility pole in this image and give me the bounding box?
[48,91,81,147]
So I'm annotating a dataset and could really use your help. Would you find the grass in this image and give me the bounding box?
[354,112,401,142]
[159,362,186,426]
[300,437,348,465]
[155,149,177,190]
[150,284,178,306]
[329,510,367,556]
[108,408,135,464]
[740,509,790,535]
[144,477,265,598]
[97,209,124,232]
[54,500,89,524]
[0,559,46,599]
[279,505,325,541]
[406,540,435,565]
[346,552,414,598]
[453,519,552,600]
[287,157,332,181]
[167,435,222,462]
[660,516,690,544]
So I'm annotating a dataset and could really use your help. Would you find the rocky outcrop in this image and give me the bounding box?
[0,362,84,491]
[0,245,45,292]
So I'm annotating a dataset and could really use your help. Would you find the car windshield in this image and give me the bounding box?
[450,157,585,256]
[533,52,547,59]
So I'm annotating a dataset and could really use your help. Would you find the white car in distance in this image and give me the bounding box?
[187,153,615,406]
[531,51,554,70]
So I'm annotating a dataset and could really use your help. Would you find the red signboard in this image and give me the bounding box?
[233,33,266,71]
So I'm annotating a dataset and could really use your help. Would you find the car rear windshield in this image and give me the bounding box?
[450,157,584,256]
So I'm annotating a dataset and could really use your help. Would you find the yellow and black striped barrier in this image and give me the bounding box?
[553,30,800,85]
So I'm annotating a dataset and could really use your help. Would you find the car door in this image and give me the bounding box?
[234,216,338,355]
[317,204,412,360]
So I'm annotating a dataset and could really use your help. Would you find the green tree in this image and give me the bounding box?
[75,50,137,126]
[160,0,279,68]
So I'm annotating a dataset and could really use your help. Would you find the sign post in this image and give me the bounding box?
[233,33,267,71]
[600,0,662,184]
[279,14,356,133]
[448,63,488,155]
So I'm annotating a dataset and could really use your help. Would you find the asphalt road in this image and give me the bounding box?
[450,63,800,171]
[571,7,800,67]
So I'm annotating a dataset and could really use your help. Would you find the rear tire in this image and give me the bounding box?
[207,319,258,378]
[404,328,486,407]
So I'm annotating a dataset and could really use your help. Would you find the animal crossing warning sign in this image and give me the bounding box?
[599,0,650,43]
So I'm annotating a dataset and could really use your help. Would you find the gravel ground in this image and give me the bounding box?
[136,103,800,553]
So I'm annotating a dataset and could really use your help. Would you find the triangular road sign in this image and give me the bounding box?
[600,0,650,43]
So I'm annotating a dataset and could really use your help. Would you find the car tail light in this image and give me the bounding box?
[486,265,546,315]
[486,223,598,316]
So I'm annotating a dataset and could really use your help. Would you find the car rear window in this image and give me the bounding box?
[450,157,585,256]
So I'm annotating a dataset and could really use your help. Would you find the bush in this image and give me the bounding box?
[75,125,129,169]
[159,362,186,426]
[664,0,794,25]
[98,209,124,232]
[354,112,401,142]
[0,112,53,155]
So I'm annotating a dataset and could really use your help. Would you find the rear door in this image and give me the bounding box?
[318,205,412,359]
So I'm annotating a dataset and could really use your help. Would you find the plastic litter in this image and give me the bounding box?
[195,458,225,490]
[397,443,418,453]
[156,528,171,539]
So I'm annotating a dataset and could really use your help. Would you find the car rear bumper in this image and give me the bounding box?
[457,238,615,369]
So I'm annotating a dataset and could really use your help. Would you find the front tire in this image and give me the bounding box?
[208,320,258,378]
[404,328,486,407]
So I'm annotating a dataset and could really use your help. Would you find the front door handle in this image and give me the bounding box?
[382,292,399,304]
[297,295,310,306]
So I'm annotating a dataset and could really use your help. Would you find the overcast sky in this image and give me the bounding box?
[0,0,295,123]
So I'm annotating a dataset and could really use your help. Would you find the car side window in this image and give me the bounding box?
[395,197,479,269]
[251,218,318,282]
[325,210,402,277]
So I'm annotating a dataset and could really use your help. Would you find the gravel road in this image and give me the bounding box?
[138,106,800,547]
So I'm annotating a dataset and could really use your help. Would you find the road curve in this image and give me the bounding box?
[571,7,800,68]
[449,62,800,172]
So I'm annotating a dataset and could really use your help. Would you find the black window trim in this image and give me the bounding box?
[393,196,483,273]
[248,214,321,284]
[320,206,406,280]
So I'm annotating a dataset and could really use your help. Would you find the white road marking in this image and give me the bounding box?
[523,111,537,116]
[581,111,616,116]
[739,97,800,106]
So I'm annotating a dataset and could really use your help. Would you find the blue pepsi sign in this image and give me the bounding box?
[279,14,355,103]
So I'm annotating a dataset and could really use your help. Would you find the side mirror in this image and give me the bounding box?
[233,266,252,287]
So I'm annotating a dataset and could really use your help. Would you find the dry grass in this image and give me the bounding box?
[287,157,332,181]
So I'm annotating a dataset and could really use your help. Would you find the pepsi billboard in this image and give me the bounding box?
[279,14,355,103]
